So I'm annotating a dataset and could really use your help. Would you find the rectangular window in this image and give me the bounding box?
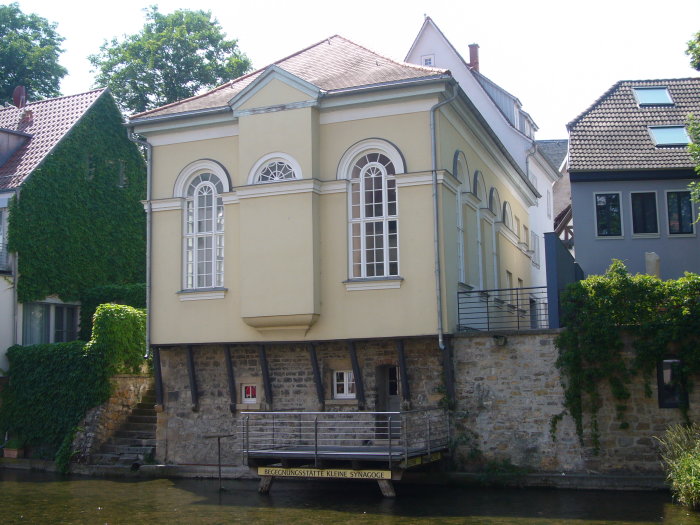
[657,359,687,409]
[531,231,540,265]
[22,303,79,345]
[0,208,7,271]
[515,217,521,239]
[631,192,658,235]
[667,191,694,235]
[333,370,356,399]
[633,87,673,106]
[522,225,529,249]
[649,126,690,146]
[242,384,257,404]
[421,54,435,66]
[595,192,622,237]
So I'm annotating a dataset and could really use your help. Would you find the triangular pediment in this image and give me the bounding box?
[229,65,322,115]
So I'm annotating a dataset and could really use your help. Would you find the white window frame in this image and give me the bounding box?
[594,191,624,238]
[333,370,356,399]
[629,191,659,237]
[665,190,696,236]
[248,152,302,184]
[421,54,435,67]
[241,384,258,404]
[454,152,469,284]
[22,301,79,345]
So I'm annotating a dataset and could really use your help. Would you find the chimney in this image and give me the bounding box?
[12,86,27,108]
[468,44,480,72]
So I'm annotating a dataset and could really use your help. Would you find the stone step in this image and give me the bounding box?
[114,429,156,440]
[120,421,156,432]
[127,414,157,424]
[103,438,156,449]
[132,408,156,417]
[136,402,156,410]
[100,444,155,455]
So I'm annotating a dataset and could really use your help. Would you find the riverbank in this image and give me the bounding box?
[0,457,667,491]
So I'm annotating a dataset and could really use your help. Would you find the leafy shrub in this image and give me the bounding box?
[79,283,146,340]
[658,424,700,509]
[89,303,147,374]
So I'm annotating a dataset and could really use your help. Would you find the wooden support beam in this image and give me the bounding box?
[308,343,325,406]
[377,479,396,497]
[224,345,236,413]
[349,341,366,408]
[152,346,164,410]
[186,345,199,412]
[258,345,273,407]
[258,475,274,495]
[396,340,411,402]
[441,339,456,402]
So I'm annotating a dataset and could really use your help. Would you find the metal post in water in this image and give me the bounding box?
[272,413,275,449]
[217,437,222,491]
[388,415,393,470]
[245,416,250,463]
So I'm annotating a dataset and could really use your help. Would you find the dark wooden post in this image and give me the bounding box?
[152,346,164,410]
[258,345,273,407]
[441,339,456,403]
[308,343,325,406]
[224,345,236,413]
[396,340,411,402]
[186,345,199,412]
[349,341,366,408]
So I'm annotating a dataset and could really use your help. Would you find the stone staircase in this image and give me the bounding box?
[91,389,157,466]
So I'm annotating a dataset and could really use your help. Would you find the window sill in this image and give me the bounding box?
[177,287,228,301]
[237,403,261,411]
[632,233,660,239]
[343,277,403,291]
[595,235,624,240]
[326,398,358,406]
[668,233,696,238]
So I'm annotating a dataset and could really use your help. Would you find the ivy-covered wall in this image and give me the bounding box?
[7,91,146,304]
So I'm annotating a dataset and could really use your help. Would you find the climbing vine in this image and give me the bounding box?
[554,261,700,451]
[0,304,147,469]
[7,91,146,304]
[79,283,146,340]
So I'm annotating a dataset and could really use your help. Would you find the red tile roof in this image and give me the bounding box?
[567,78,700,172]
[132,35,448,120]
[0,89,106,190]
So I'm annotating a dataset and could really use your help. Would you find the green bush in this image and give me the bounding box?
[89,303,147,374]
[658,424,700,509]
[79,283,146,340]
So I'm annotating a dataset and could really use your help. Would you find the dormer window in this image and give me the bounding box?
[649,126,690,146]
[634,87,673,106]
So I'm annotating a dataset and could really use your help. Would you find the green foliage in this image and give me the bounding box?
[79,283,146,340]
[89,6,252,114]
[555,261,700,451]
[657,423,700,508]
[91,303,147,375]
[688,115,700,202]
[0,3,67,104]
[7,92,146,304]
[687,31,700,72]
[0,304,147,466]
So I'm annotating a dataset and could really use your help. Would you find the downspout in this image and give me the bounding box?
[430,84,457,352]
[127,128,152,357]
[12,188,20,347]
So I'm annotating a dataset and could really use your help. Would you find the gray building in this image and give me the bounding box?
[568,78,700,278]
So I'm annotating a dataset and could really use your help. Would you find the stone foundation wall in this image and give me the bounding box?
[156,332,695,474]
[72,375,152,463]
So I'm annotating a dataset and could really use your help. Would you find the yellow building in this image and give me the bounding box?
[128,36,539,463]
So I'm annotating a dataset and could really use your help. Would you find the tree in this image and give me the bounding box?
[0,3,67,104]
[687,31,700,71]
[89,6,252,115]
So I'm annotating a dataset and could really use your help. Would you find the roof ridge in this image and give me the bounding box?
[0,88,106,114]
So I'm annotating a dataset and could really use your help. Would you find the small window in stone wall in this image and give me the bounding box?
[334,370,356,399]
[242,384,258,404]
[657,359,688,409]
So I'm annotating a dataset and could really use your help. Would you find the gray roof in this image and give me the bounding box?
[536,139,568,170]
[132,35,448,120]
[567,78,700,172]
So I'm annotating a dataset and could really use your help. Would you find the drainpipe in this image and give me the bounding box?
[127,128,152,357]
[11,187,19,347]
[430,84,457,352]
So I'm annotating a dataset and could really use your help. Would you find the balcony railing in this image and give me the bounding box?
[457,285,549,332]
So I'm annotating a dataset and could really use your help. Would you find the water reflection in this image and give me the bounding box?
[0,469,699,524]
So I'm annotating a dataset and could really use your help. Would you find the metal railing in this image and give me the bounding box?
[241,408,449,468]
[457,285,549,332]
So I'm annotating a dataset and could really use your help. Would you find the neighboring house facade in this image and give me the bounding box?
[405,17,561,287]
[0,89,146,371]
[568,78,700,278]
[128,35,541,464]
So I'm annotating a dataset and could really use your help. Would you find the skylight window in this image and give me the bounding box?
[649,126,690,146]
[634,87,673,106]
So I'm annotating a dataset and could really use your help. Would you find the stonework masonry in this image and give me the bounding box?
[72,375,152,463]
[154,332,695,475]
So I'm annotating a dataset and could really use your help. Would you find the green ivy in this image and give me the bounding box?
[0,304,147,466]
[79,283,146,340]
[7,91,146,304]
[555,261,700,451]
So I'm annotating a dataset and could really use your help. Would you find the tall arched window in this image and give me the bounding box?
[454,151,469,284]
[185,173,224,289]
[349,152,399,278]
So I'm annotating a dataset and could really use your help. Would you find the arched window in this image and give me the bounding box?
[249,152,302,184]
[489,187,502,220]
[502,201,514,231]
[349,152,399,278]
[174,160,230,291]
[473,170,487,203]
[454,151,469,284]
[185,173,225,289]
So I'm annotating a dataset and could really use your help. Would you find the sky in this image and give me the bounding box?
[14,0,700,139]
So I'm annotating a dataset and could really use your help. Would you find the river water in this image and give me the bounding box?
[1,470,699,524]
